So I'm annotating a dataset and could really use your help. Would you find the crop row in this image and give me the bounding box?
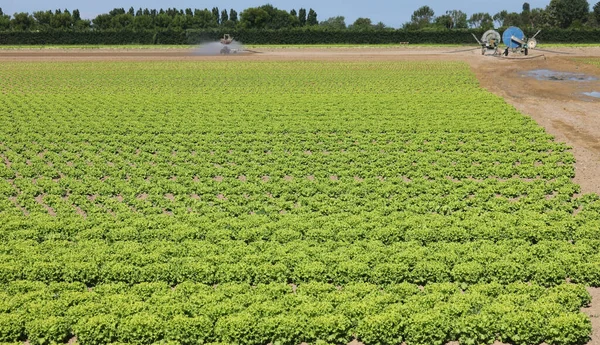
[1,196,600,242]
[4,237,600,287]
[0,281,591,345]
[0,180,588,219]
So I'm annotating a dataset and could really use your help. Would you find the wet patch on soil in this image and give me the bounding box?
[525,69,598,81]
[583,91,600,98]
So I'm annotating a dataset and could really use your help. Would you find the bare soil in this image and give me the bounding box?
[584,288,600,345]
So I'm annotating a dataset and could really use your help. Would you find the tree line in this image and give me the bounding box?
[0,5,318,32]
[406,0,599,30]
[0,0,599,33]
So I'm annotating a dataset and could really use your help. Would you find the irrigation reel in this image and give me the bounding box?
[501,27,540,56]
[446,27,572,58]
[472,30,502,56]
[216,34,262,55]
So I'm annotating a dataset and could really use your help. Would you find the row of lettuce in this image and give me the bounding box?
[4,238,600,287]
[0,281,592,345]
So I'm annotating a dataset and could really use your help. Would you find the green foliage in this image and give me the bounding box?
[455,314,496,345]
[451,262,484,285]
[307,9,318,26]
[404,311,450,345]
[545,313,591,345]
[409,6,435,29]
[412,261,450,284]
[73,314,118,345]
[117,313,163,344]
[319,16,346,30]
[530,262,567,287]
[572,262,600,285]
[0,27,599,45]
[547,0,590,28]
[499,311,545,345]
[0,314,24,342]
[306,314,352,344]
[215,312,264,345]
[164,315,213,345]
[25,316,70,345]
[356,313,404,345]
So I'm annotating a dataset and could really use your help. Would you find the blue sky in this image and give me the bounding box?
[1,0,560,27]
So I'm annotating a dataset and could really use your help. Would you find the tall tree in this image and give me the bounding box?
[521,2,532,27]
[128,7,135,16]
[221,9,229,22]
[504,11,523,27]
[319,16,346,29]
[546,0,589,28]
[373,21,387,30]
[239,5,298,29]
[435,15,453,29]
[529,8,548,28]
[446,10,468,29]
[51,9,74,29]
[410,6,435,28]
[593,2,600,24]
[290,9,297,17]
[350,17,373,30]
[109,8,125,16]
[193,9,217,28]
[229,9,238,22]
[92,13,112,29]
[132,13,153,30]
[307,8,318,25]
[298,8,307,26]
[212,7,220,24]
[10,12,35,31]
[493,10,507,27]
[468,12,493,29]
[0,11,10,30]
[33,10,53,29]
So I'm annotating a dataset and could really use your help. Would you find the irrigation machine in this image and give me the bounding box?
[472,30,502,56]
[501,26,541,56]
[448,27,570,57]
[219,34,236,54]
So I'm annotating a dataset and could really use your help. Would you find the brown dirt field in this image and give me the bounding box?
[584,288,600,345]
[2,46,600,344]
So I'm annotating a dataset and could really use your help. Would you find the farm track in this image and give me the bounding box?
[1,46,600,345]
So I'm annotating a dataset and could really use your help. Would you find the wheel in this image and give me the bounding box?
[504,48,509,56]
[524,48,528,56]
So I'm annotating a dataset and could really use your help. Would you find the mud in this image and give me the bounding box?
[525,69,598,81]
[584,91,600,98]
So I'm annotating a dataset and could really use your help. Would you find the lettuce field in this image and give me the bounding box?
[1,60,600,345]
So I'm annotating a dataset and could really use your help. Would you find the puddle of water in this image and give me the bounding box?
[583,91,600,98]
[526,69,597,81]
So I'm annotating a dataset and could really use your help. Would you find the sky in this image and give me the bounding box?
[0,0,560,28]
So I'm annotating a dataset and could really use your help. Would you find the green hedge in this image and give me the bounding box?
[0,28,600,45]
